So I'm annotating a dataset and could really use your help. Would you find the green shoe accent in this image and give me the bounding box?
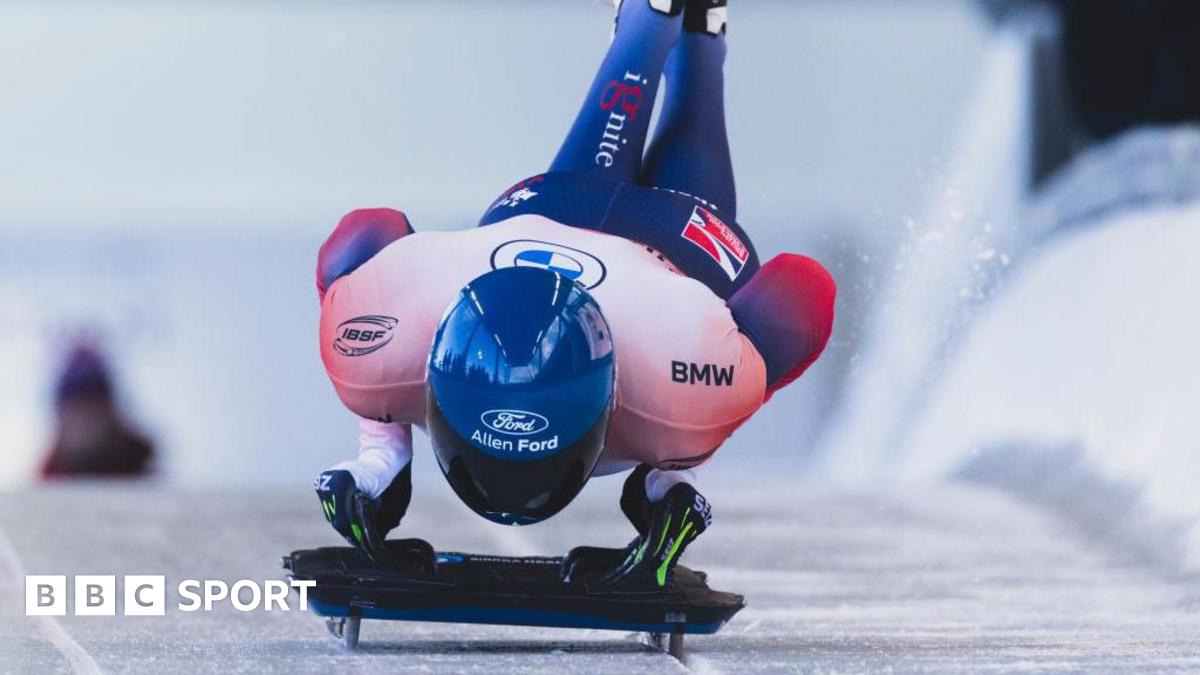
[655,521,694,587]
[634,538,649,564]
[351,523,363,543]
[653,513,673,556]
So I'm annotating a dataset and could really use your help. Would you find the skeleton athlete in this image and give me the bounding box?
[313,0,835,587]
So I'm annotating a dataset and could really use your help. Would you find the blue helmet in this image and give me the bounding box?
[426,267,616,525]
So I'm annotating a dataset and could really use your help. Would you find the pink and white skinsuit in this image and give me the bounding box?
[317,207,835,501]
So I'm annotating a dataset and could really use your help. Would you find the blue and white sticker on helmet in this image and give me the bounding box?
[490,240,607,289]
[471,409,561,455]
[430,367,613,462]
[481,410,550,436]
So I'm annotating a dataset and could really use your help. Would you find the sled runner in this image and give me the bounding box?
[282,539,744,660]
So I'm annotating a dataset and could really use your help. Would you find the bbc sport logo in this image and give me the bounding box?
[26,575,315,616]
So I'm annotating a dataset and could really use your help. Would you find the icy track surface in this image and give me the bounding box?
[3,481,1199,673]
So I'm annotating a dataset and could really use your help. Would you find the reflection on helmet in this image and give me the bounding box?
[426,267,615,525]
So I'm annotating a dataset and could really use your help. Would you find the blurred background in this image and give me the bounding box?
[0,0,987,484]
[2,0,1199,569]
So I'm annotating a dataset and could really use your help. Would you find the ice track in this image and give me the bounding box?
[2,479,1199,673]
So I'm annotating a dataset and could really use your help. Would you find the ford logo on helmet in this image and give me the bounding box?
[481,410,550,436]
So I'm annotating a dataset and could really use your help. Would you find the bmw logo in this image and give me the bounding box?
[514,250,584,280]
[491,240,607,289]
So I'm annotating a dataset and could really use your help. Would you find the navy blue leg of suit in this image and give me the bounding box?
[641,32,736,219]
[550,3,682,181]
[482,8,836,393]
[486,8,753,301]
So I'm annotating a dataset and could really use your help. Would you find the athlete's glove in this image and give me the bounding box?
[313,462,412,565]
[562,465,712,588]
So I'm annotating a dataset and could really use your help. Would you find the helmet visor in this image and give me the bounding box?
[427,391,610,524]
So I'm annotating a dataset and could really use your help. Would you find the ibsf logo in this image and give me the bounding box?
[680,205,750,281]
[595,71,646,168]
[333,315,399,357]
[481,410,550,436]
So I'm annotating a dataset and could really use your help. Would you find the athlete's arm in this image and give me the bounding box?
[329,419,413,499]
[317,208,413,299]
[729,253,836,395]
[314,419,414,562]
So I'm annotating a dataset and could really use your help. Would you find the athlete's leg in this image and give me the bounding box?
[549,1,684,181]
[641,5,736,217]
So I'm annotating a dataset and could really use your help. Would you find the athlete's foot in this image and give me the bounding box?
[683,0,727,36]
[603,0,684,37]
[603,0,685,18]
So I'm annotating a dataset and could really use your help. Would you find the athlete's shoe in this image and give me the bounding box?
[684,0,727,36]
[601,0,685,18]
[313,463,412,565]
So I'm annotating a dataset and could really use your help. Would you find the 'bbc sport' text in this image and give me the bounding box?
[26,576,316,616]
